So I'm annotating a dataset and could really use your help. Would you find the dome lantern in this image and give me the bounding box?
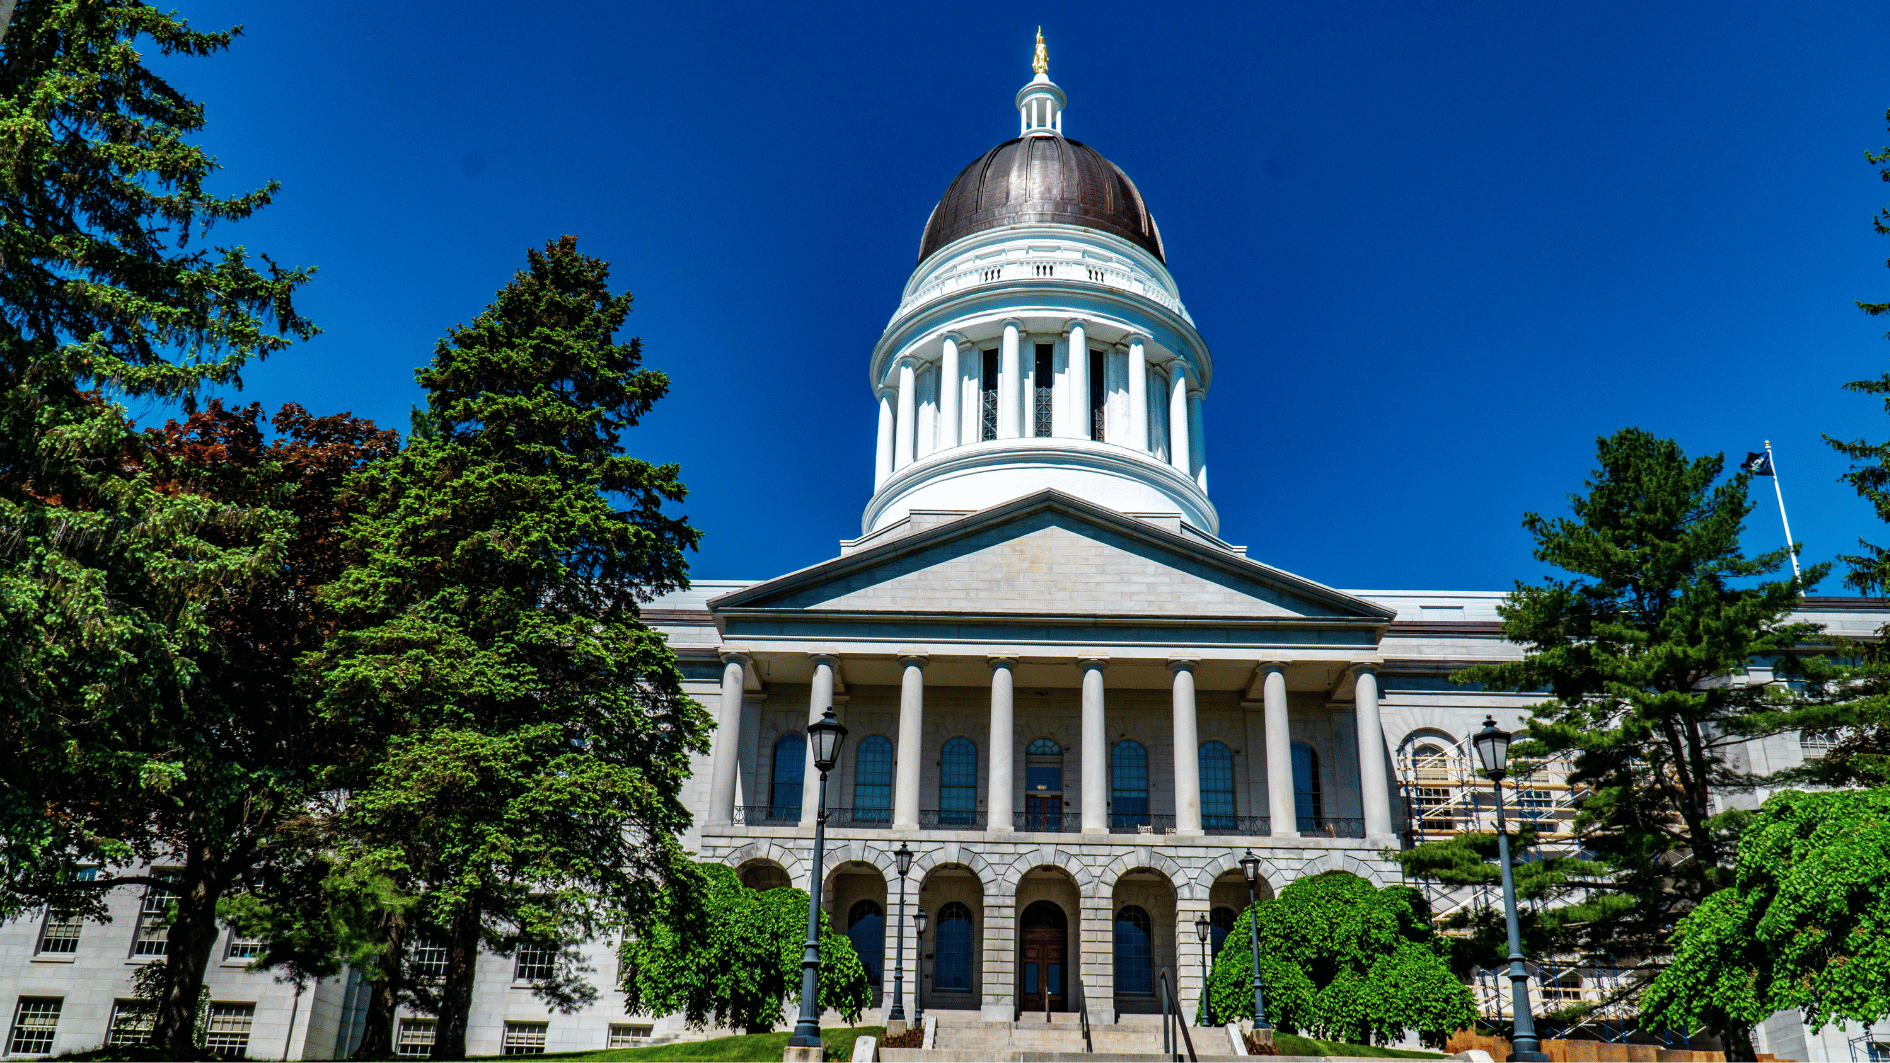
[1016,28,1065,137]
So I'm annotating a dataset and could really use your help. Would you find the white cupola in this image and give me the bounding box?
[859,34,1217,543]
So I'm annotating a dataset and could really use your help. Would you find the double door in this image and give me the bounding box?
[1019,926,1066,1013]
[1023,792,1064,832]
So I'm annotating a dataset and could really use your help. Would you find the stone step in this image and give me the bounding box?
[882,1052,1246,1062]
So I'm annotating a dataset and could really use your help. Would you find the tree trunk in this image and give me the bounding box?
[353,911,407,1060]
[432,908,481,1061]
[152,842,227,1054]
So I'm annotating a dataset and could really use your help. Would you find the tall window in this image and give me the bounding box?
[848,900,885,985]
[1291,742,1322,832]
[514,946,556,983]
[203,1003,253,1058]
[10,998,62,1056]
[502,1022,547,1056]
[1199,741,1235,830]
[1088,349,1106,441]
[939,737,978,826]
[1209,906,1237,958]
[1025,738,1064,832]
[410,944,447,983]
[132,876,178,956]
[36,868,92,956]
[1033,343,1054,437]
[1412,743,1453,832]
[1113,906,1153,995]
[852,735,893,823]
[933,902,974,992]
[1111,739,1149,828]
[980,349,999,441]
[396,1019,437,1058]
[770,733,805,821]
[107,1001,154,1047]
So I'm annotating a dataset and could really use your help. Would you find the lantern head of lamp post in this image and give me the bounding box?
[1194,915,1210,944]
[914,905,927,937]
[1239,849,1260,885]
[809,706,847,773]
[895,841,913,879]
[1473,716,1511,780]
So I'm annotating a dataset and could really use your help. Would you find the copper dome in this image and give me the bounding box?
[917,136,1165,265]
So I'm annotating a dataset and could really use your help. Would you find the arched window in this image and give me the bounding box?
[1291,742,1322,832]
[852,735,893,824]
[1199,741,1235,831]
[1111,739,1149,829]
[933,902,975,992]
[770,734,805,822]
[847,900,885,985]
[939,737,978,827]
[1209,906,1237,958]
[1113,905,1153,995]
[1411,742,1452,833]
[1024,738,1065,832]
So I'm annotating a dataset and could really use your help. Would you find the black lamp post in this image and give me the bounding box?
[1194,914,1212,1026]
[912,906,928,1027]
[787,708,848,1051]
[1239,849,1269,1031]
[1473,716,1549,1063]
[888,842,914,1025]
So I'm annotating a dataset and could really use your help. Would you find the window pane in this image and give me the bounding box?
[204,1003,253,1059]
[10,998,62,1056]
[771,734,805,819]
[133,878,178,957]
[503,1022,548,1056]
[397,1019,437,1057]
[1199,741,1235,826]
[1113,907,1153,995]
[847,901,885,984]
[410,945,447,983]
[107,1001,154,1047]
[939,737,978,824]
[1111,740,1149,824]
[514,947,556,983]
[607,1024,651,1049]
[1033,344,1054,437]
[37,912,82,955]
[981,350,999,441]
[1292,743,1323,829]
[1088,350,1106,441]
[933,903,974,992]
[852,736,893,815]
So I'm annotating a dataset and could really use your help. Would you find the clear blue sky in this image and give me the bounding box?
[149,1,1890,592]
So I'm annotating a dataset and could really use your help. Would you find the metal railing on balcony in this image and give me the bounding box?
[1012,811,1080,833]
[730,805,800,826]
[1109,814,1178,835]
[1202,815,1272,837]
[919,809,987,830]
[1297,817,1366,839]
[826,807,892,828]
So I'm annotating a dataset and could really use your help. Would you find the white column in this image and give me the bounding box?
[1188,387,1207,491]
[997,321,1022,438]
[707,650,749,826]
[1170,659,1202,836]
[1126,337,1148,452]
[1080,657,1108,833]
[874,390,894,488]
[801,654,836,828]
[1354,665,1394,837]
[1169,365,1191,475]
[987,657,1015,834]
[1262,662,1296,835]
[894,360,917,469]
[893,654,927,830]
[939,336,961,450]
[1065,322,1089,439]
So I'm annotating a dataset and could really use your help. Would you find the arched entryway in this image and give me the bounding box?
[1014,866,1080,1013]
[1111,868,1177,1015]
[917,864,983,1012]
[826,860,889,1006]
[737,859,791,892]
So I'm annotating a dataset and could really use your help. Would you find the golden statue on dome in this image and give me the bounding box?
[1032,27,1048,75]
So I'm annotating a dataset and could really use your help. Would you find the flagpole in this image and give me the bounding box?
[1763,440,1801,583]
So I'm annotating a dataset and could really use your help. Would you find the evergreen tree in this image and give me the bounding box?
[314,236,708,1060]
[1398,429,1826,1017]
[0,2,325,1049]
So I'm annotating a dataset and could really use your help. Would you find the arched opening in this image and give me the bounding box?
[1024,738,1065,832]
[825,859,889,1005]
[1015,867,1079,1014]
[1291,742,1322,832]
[1199,741,1235,831]
[770,734,805,822]
[918,864,983,1009]
[1113,905,1154,996]
[938,737,978,827]
[851,735,893,825]
[1410,741,1453,833]
[848,900,885,987]
[737,860,791,892]
[933,902,975,993]
[1111,739,1149,830]
[1209,906,1237,958]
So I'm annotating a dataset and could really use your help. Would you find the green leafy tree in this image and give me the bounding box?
[1641,787,1890,1060]
[1403,429,1827,1012]
[313,236,708,1060]
[1200,872,1474,1047]
[619,863,872,1034]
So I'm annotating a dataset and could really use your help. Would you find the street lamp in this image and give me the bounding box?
[1239,849,1269,1031]
[913,906,929,1027]
[889,842,914,1026]
[1194,915,1212,1026]
[1474,716,1549,1063]
[787,708,848,1051]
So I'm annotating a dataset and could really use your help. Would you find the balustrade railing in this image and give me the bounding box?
[1203,815,1271,837]
[730,805,800,826]
[826,807,892,828]
[1298,817,1366,839]
[919,809,987,830]
[1013,811,1080,833]
[1109,814,1179,835]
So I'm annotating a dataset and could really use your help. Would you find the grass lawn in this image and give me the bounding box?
[482,1025,884,1062]
[1273,1032,1446,1058]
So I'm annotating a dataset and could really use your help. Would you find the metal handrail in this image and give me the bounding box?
[1076,976,1092,1053]
[1159,969,1197,1062]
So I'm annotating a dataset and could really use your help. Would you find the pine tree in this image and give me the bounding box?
[0,1,325,1050]
[314,236,709,1060]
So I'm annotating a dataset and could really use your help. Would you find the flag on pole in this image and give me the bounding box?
[1744,451,1774,476]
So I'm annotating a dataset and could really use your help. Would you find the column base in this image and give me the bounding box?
[1172,828,1204,838]
[988,825,1014,835]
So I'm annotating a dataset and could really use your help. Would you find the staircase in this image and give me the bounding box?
[879,1010,1245,1062]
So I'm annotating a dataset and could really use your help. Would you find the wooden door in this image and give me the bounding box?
[1020,926,1066,1013]
[1024,793,1063,832]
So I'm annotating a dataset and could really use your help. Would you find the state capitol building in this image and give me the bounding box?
[2,43,1882,1063]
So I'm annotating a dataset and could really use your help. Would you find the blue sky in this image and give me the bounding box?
[148,1,1890,592]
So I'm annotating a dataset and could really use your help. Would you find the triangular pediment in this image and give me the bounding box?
[711,491,1392,625]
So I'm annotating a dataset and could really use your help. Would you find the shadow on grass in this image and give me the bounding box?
[1274,1031,1446,1058]
[473,1025,885,1063]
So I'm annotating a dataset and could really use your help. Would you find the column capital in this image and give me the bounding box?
[898,652,930,667]
[1078,655,1110,670]
[1123,332,1151,349]
[987,655,1017,669]
[1061,318,1087,335]
[1257,660,1288,675]
[941,331,968,347]
[718,647,754,666]
[1347,662,1381,678]
[1001,318,1024,331]
[1187,385,1207,400]
[808,651,840,667]
[1167,657,1199,673]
